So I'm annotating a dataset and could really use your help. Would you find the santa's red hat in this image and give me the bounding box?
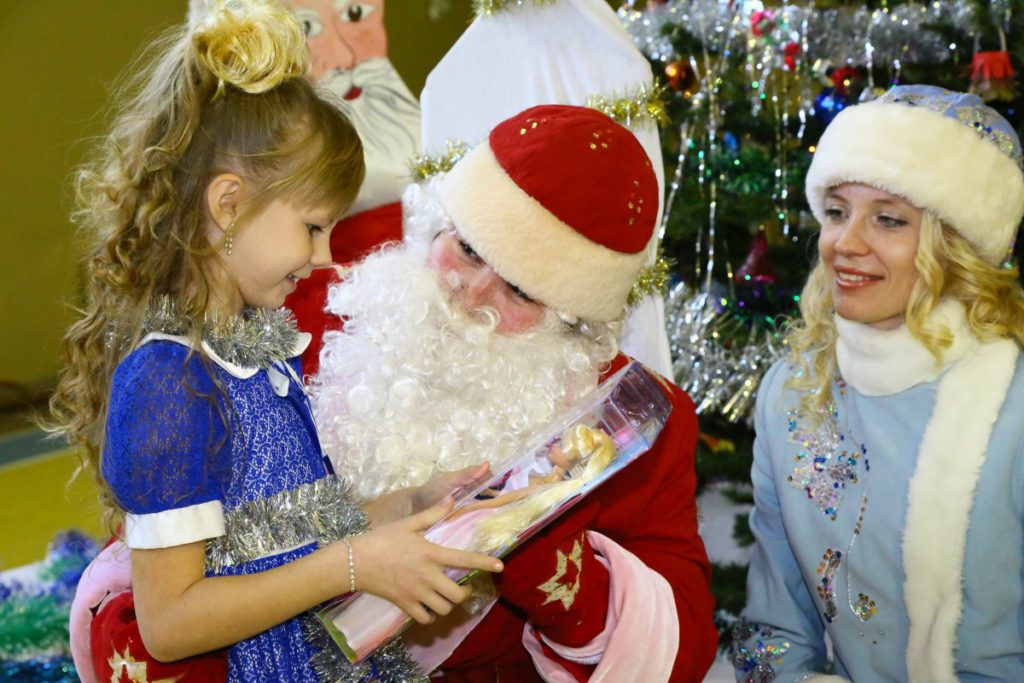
[437,104,658,322]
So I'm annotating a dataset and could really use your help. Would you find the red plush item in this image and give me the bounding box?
[488,105,656,254]
[328,201,404,266]
[493,499,610,648]
[91,591,228,682]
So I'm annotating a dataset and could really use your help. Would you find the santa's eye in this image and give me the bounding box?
[458,239,483,264]
[340,3,377,22]
[293,9,323,37]
[508,283,535,303]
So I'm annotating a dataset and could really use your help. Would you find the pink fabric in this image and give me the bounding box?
[522,531,679,682]
[404,589,498,673]
[69,540,133,683]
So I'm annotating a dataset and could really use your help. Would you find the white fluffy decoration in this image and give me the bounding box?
[835,299,975,396]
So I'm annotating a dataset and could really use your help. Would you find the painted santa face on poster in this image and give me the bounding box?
[289,0,421,213]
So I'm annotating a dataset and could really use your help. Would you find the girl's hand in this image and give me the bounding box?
[349,497,503,624]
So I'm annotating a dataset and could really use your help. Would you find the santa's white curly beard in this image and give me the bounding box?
[309,243,618,502]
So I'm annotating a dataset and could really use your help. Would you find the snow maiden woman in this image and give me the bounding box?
[734,85,1024,682]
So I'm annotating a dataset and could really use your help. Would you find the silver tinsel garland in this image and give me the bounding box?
[619,0,999,68]
[141,297,300,369]
[205,475,369,573]
[307,621,427,683]
[206,476,426,681]
[666,284,787,425]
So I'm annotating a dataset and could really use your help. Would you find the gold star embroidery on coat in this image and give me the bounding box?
[537,537,584,610]
[108,646,181,683]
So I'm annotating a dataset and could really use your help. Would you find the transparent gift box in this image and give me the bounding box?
[316,360,673,663]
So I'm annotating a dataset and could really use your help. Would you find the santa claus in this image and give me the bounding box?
[311,104,718,681]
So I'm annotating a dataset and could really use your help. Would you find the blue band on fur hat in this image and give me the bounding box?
[877,85,1022,166]
[806,84,1024,264]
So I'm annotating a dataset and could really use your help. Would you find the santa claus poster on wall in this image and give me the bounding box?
[274,0,424,372]
[288,0,420,220]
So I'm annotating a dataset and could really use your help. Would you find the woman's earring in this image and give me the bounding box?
[224,218,236,256]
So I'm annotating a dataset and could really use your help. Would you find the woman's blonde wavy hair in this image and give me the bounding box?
[45,0,365,528]
[787,209,1024,420]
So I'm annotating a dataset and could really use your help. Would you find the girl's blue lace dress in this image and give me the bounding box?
[102,311,418,682]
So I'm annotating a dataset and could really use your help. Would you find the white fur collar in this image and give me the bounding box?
[835,299,976,396]
[902,336,1017,681]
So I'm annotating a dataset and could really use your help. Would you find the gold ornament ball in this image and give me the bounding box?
[665,60,698,96]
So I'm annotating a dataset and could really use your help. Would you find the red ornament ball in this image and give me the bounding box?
[784,42,801,71]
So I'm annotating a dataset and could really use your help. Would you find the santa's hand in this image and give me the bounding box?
[411,463,491,514]
[349,497,503,625]
[495,499,609,647]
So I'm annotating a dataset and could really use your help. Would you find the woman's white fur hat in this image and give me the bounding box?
[806,85,1024,264]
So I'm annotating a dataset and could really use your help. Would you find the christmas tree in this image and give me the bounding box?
[618,0,1024,647]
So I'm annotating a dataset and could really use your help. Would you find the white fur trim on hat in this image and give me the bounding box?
[805,101,1024,264]
[438,143,647,323]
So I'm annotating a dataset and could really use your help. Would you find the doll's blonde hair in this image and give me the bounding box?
[787,210,1024,419]
[472,425,617,555]
[46,0,365,529]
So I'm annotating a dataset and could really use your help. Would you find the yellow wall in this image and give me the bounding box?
[0,1,472,389]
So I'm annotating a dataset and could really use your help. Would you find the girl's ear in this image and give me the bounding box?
[206,173,244,236]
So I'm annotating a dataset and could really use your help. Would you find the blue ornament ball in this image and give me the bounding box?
[813,87,851,125]
[723,131,739,153]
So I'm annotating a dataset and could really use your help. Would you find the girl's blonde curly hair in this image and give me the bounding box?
[786,210,1024,420]
[46,0,365,529]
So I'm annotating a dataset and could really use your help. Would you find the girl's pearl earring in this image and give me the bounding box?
[225,218,236,256]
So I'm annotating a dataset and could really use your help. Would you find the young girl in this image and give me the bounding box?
[48,1,501,681]
[734,85,1024,682]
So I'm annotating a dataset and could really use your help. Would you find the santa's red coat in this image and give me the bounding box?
[435,354,718,682]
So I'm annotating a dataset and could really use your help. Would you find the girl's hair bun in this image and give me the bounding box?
[192,0,309,95]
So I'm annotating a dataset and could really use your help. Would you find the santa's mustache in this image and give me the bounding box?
[317,58,420,161]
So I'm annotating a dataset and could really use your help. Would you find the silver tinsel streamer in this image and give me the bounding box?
[666,283,786,425]
[204,476,426,681]
[650,2,790,424]
[306,618,427,682]
[141,297,300,369]
[619,1,985,68]
[205,475,369,572]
